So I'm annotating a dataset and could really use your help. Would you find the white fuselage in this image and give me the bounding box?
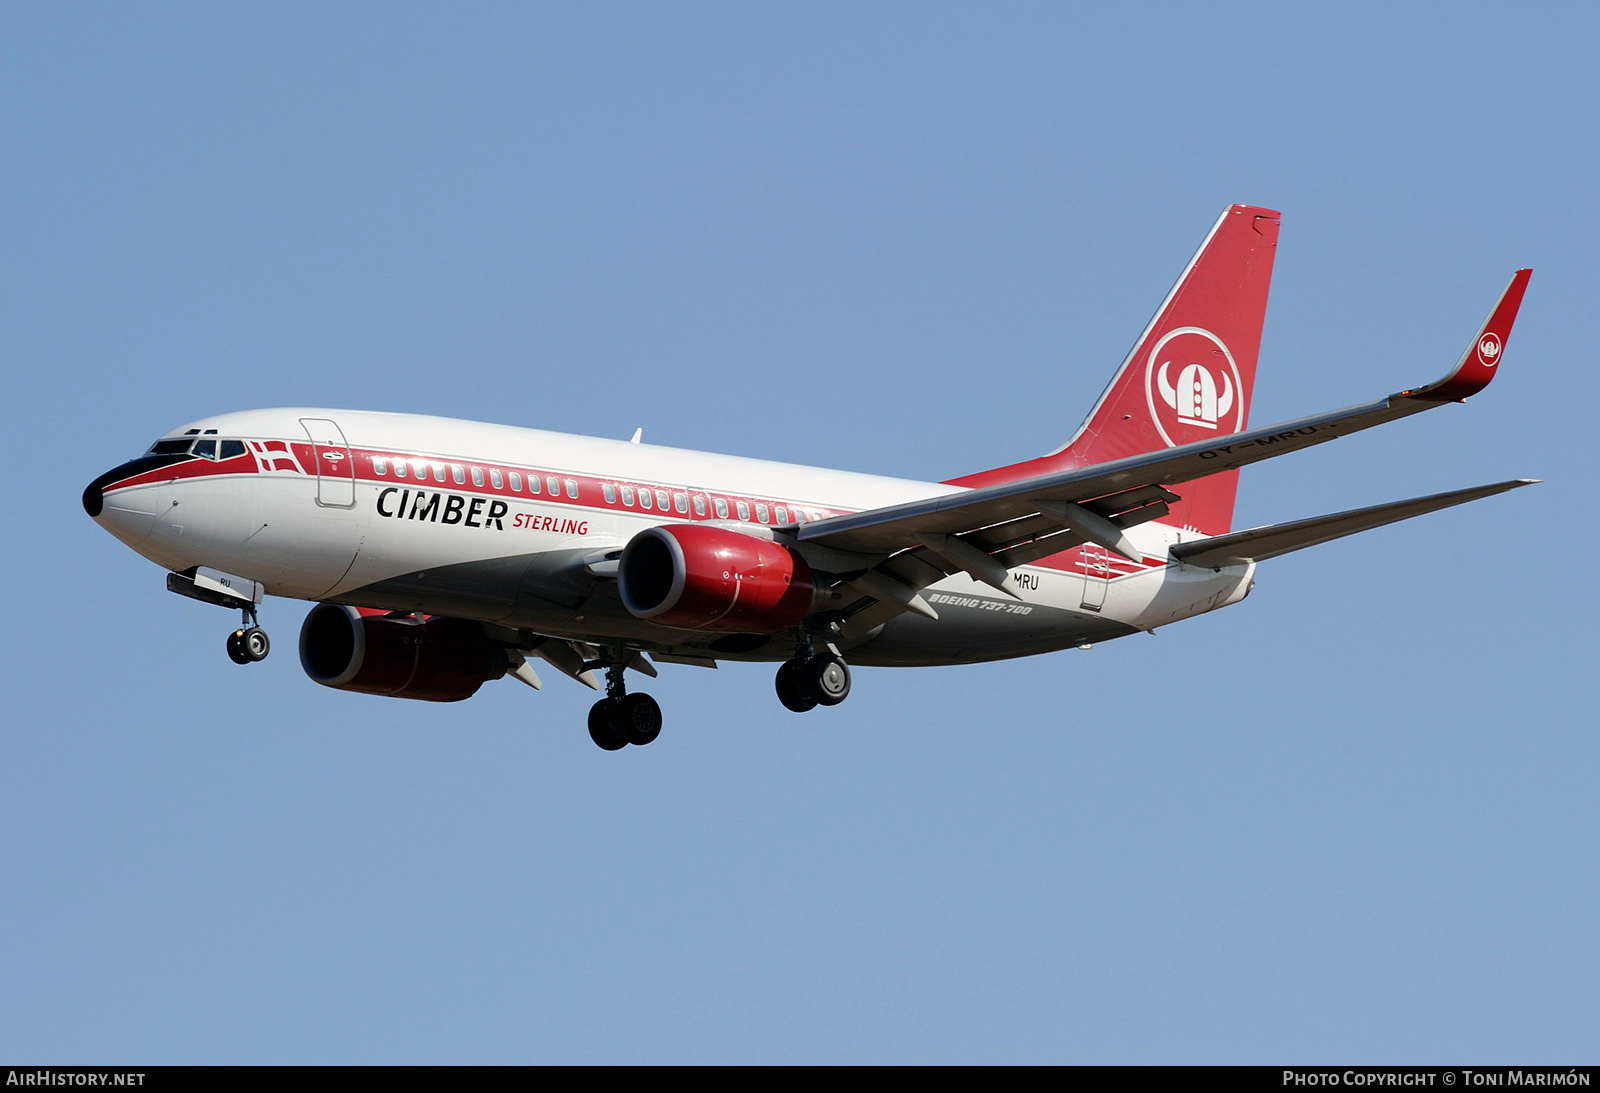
[90,408,1253,667]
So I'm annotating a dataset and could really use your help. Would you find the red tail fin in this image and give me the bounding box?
[947,204,1280,537]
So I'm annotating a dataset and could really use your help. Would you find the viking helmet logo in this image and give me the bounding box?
[1143,326,1245,447]
[1477,332,1502,366]
[1156,359,1234,429]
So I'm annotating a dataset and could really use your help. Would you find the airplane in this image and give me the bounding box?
[83,205,1533,751]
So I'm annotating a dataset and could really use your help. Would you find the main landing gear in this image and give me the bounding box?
[587,654,663,751]
[225,604,270,665]
[775,629,852,713]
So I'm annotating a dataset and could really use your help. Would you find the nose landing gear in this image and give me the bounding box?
[587,654,663,750]
[226,626,270,664]
[225,605,270,665]
[165,568,270,667]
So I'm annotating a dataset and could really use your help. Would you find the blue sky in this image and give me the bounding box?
[2,3,1595,1062]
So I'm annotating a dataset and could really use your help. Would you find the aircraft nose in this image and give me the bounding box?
[82,477,104,518]
[83,456,176,547]
[83,463,135,518]
[85,454,188,520]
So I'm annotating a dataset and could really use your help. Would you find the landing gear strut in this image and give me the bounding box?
[587,652,663,751]
[775,627,851,712]
[226,604,270,665]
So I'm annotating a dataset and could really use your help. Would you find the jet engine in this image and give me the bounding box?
[617,524,822,632]
[298,604,509,702]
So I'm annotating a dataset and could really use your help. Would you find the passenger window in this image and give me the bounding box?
[715,498,728,519]
[693,495,706,516]
[566,480,578,499]
[509,472,522,492]
[755,503,769,523]
[639,489,653,510]
[395,461,408,479]
[374,458,388,475]
[490,469,503,489]
[621,486,635,506]
[673,492,688,513]
[471,467,483,487]
[528,475,541,494]
[452,465,465,485]
[433,464,446,483]
[603,484,616,503]
[775,507,788,524]
[192,439,217,459]
[736,501,749,521]
[655,490,670,510]
[220,440,246,459]
[546,476,560,496]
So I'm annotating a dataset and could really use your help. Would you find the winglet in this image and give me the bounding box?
[1402,269,1531,403]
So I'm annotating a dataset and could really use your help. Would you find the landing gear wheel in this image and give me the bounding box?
[588,698,627,751]
[776,660,819,713]
[808,654,851,706]
[241,627,270,662]
[614,692,662,746]
[226,630,251,665]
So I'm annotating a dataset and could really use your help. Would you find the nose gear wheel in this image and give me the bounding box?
[225,600,270,665]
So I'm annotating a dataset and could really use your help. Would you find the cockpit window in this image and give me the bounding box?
[192,439,217,459]
[219,440,245,459]
[149,439,194,455]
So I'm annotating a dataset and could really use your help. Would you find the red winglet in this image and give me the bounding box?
[1403,269,1531,402]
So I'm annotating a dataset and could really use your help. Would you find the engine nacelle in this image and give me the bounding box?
[298,604,508,702]
[618,524,820,633]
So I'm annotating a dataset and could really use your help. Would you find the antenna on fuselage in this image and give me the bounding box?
[630,428,643,444]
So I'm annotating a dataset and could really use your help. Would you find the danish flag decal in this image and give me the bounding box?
[1144,326,1246,448]
[249,440,305,474]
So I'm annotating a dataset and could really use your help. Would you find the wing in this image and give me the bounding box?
[797,270,1531,630]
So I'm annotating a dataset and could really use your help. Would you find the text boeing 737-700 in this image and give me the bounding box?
[83,205,1533,750]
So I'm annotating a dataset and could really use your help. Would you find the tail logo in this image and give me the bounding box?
[1158,359,1233,429]
[1477,332,1502,366]
[1145,326,1245,447]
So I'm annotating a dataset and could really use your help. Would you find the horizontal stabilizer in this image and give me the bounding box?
[1169,480,1536,569]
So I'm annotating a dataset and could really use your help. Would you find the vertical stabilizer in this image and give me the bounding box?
[947,204,1280,536]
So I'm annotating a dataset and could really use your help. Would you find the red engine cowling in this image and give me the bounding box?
[298,604,508,702]
[618,523,819,632]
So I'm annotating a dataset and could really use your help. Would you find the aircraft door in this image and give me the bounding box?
[300,417,356,508]
[1079,545,1110,612]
